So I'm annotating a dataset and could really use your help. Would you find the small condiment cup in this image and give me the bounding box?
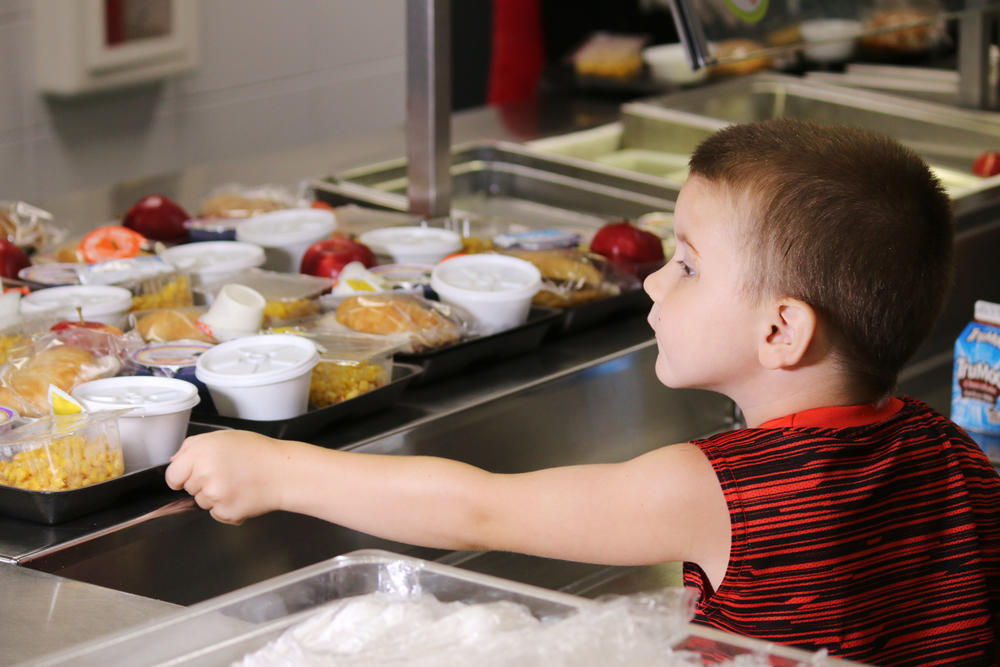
[197,283,266,341]
[73,376,200,469]
[195,334,319,421]
[431,254,541,334]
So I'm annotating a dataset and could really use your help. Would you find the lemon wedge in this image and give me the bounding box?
[48,384,84,415]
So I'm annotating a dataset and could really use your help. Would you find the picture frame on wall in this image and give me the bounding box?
[35,0,199,96]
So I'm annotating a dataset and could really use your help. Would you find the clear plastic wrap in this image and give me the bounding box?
[316,293,474,353]
[79,257,194,311]
[196,268,333,327]
[265,330,400,408]
[500,248,640,308]
[198,183,302,220]
[129,306,215,343]
[0,412,124,491]
[236,588,697,667]
[0,329,138,417]
[0,200,67,253]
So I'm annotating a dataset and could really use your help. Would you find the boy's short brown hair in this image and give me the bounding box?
[689,118,954,397]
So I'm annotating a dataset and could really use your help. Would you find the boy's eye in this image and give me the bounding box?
[676,260,695,277]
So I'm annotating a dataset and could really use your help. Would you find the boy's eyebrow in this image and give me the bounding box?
[676,231,699,257]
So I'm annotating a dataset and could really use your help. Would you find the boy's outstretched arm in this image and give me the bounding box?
[165,429,730,574]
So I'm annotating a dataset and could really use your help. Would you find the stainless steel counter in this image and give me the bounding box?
[1,565,178,666]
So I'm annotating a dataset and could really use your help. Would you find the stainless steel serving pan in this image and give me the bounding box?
[312,141,679,242]
[27,549,862,666]
[529,73,1000,222]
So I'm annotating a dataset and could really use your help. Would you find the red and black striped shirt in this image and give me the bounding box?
[685,395,1000,666]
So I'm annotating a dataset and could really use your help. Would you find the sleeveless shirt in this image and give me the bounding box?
[686,395,1000,666]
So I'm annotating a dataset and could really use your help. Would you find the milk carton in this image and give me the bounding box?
[951,300,1000,461]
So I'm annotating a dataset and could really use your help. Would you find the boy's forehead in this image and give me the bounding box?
[676,176,748,242]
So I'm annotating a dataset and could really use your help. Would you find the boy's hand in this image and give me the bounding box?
[165,430,288,525]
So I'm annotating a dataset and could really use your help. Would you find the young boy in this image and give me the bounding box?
[166,119,1000,665]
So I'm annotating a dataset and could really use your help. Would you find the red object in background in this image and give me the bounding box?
[0,238,30,279]
[487,0,544,106]
[123,194,190,242]
[590,221,665,280]
[300,237,376,279]
[52,318,124,356]
[79,225,146,264]
[973,151,1000,177]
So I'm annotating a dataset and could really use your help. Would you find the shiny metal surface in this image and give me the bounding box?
[26,550,860,667]
[316,141,679,236]
[405,0,452,218]
[21,342,733,607]
[957,3,998,109]
[1,564,177,666]
[534,74,1000,218]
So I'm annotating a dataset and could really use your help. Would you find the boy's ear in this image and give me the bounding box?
[758,298,817,370]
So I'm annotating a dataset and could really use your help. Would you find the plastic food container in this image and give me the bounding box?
[184,217,242,242]
[196,268,334,327]
[19,285,133,327]
[18,262,83,287]
[235,208,336,273]
[131,341,216,413]
[160,241,267,292]
[642,42,709,85]
[195,334,319,420]
[73,376,200,468]
[0,412,124,491]
[359,226,462,265]
[289,331,398,408]
[0,406,18,435]
[800,19,861,63]
[431,254,542,334]
[76,258,193,312]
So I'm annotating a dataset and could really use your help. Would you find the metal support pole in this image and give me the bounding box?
[957,3,997,110]
[406,0,452,220]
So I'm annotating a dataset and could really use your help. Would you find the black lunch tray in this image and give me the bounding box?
[191,362,423,440]
[546,288,652,338]
[395,307,563,386]
[0,421,225,525]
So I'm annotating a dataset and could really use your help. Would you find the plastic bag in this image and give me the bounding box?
[0,328,141,417]
[130,306,215,344]
[500,248,639,308]
[0,200,68,254]
[312,293,474,353]
[198,183,302,220]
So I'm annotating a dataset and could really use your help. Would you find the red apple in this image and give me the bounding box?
[300,236,376,278]
[52,315,123,355]
[0,238,30,279]
[123,194,190,242]
[973,151,1000,177]
[590,221,665,279]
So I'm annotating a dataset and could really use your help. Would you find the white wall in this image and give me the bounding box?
[0,0,407,203]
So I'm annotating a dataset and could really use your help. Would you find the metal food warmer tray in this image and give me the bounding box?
[27,549,863,666]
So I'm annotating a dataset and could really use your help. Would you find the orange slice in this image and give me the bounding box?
[79,225,146,264]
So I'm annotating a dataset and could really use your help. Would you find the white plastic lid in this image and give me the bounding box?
[161,241,266,275]
[432,254,541,300]
[20,285,133,318]
[359,226,462,259]
[73,376,200,417]
[18,263,82,286]
[79,258,174,286]
[235,208,336,246]
[195,334,319,388]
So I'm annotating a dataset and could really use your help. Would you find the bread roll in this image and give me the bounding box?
[335,294,460,351]
[135,309,215,343]
[8,346,118,414]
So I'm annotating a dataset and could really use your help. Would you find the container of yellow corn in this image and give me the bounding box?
[300,332,400,408]
[0,412,124,493]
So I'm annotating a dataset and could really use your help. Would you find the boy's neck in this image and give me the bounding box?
[733,371,884,428]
